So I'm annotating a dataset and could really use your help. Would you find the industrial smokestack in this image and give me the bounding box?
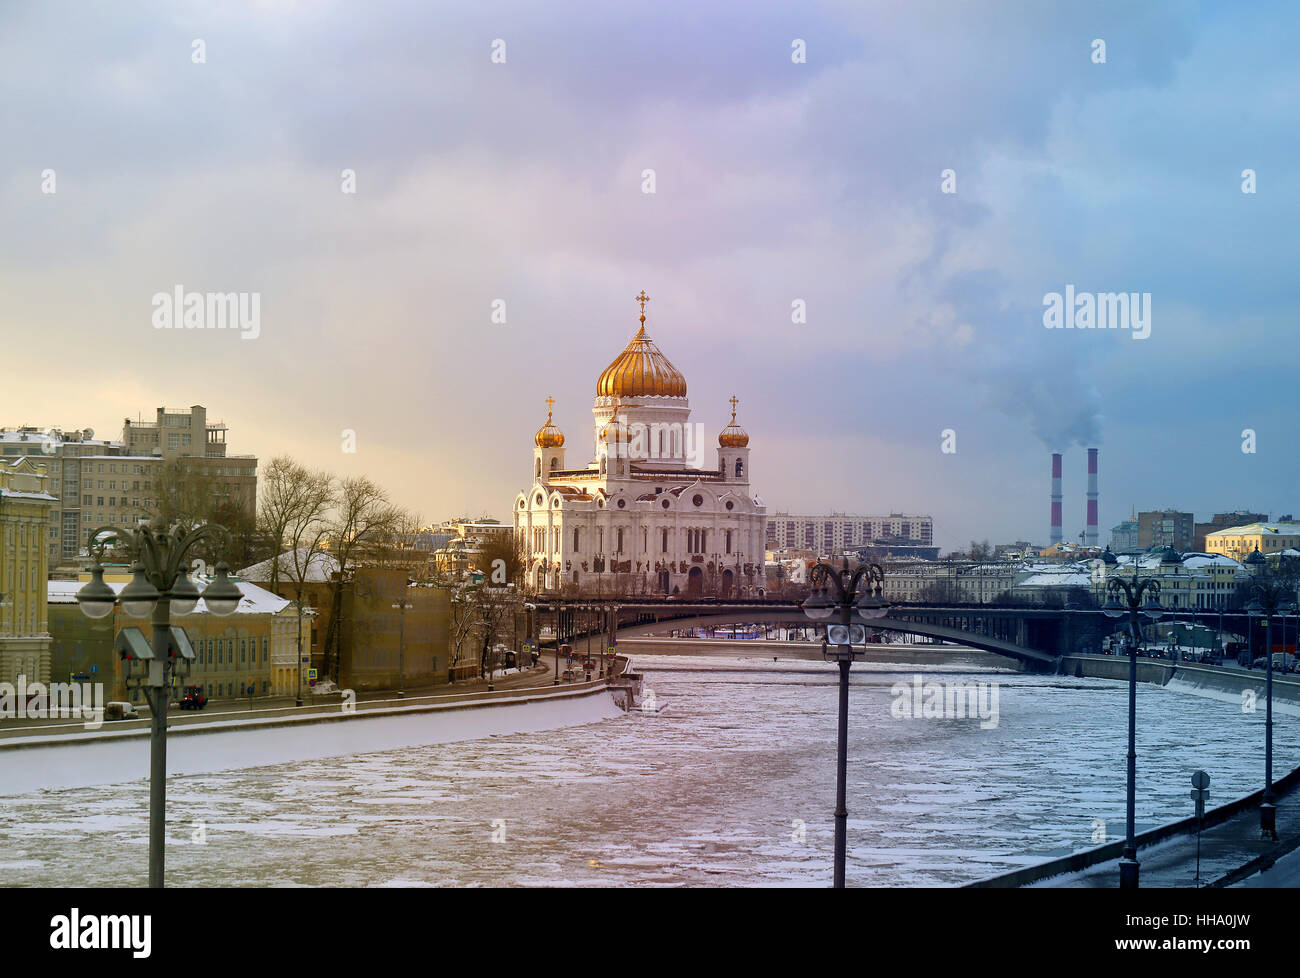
[1086,448,1099,547]
[1051,452,1063,545]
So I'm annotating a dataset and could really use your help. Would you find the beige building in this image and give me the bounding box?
[1206,522,1300,561]
[0,458,55,684]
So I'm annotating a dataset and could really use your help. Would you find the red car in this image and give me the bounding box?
[176,686,208,710]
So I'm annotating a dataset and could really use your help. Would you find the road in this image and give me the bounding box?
[0,652,618,741]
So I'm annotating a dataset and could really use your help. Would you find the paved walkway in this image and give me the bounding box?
[1035,782,1300,887]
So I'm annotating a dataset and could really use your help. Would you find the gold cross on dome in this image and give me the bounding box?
[729,395,739,419]
[636,290,650,323]
[545,395,554,419]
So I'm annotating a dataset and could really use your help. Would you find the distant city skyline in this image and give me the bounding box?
[4,1,1298,552]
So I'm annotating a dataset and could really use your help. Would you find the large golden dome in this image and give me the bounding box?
[535,397,565,448]
[595,291,687,399]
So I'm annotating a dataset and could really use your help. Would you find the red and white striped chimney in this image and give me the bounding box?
[1086,448,1099,547]
[1050,452,1063,545]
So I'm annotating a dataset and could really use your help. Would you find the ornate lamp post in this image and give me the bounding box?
[75,519,241,888]
[1245,578,1295,840]
[803,559,888,888]
[1101,549,1174,888]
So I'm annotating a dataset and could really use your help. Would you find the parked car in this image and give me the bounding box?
[104,702,139,721]
[176,686,208,710]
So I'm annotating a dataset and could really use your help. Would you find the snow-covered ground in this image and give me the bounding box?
[0,653,1294,887]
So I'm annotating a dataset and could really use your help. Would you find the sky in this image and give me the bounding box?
[2,0,1297,553]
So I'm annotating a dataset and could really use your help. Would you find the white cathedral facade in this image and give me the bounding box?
[515,293,766,596]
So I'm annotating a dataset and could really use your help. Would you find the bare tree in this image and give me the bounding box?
[272,463,336,700]
[474,532,529,587]
[322,476,407,683]
[444,586,480,683]
[258,456,334,593]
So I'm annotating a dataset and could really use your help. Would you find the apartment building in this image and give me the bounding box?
[765,512,934,555]
[2,406,257,565]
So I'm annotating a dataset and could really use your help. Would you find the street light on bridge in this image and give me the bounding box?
[803,559,888,889]
[1101,548,1176,889]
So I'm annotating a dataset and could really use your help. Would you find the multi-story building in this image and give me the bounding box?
[0,458,55,684]
[1193,512,1270,553]
[1137,510,1195,551]
[122,406,257,516]
[1109,513,1139,552]
[1093,551,1251,611]
[234,557,451,691]
[1,426,133,563]
[1205,522,1300,561]
[2,405,256,565]
[879,559,1020,604]
[766,512,934,556]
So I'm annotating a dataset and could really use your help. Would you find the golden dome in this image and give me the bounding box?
[718,396,749,447]
[595,291,687,399]
[535,397,564,448]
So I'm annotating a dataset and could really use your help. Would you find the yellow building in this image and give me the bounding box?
[51,569,308,703]
[1205,522,1300,561]
[0,458,55,683]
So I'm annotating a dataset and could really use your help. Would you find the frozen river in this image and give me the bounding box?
[2,652,1297,887]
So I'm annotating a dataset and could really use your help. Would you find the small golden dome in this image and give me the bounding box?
[718,396,749,447]
[535,397,564,448]
[595,291,687,399]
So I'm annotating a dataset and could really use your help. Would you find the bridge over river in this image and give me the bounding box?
[531,597,1259,671]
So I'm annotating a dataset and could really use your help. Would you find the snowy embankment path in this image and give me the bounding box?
[0,689,622,796]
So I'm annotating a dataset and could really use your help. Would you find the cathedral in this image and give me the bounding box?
[515,293,766,596]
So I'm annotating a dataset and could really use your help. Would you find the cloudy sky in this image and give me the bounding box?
[3,1,1297,551]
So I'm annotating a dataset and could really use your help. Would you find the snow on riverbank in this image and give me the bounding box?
[0,689,623,796]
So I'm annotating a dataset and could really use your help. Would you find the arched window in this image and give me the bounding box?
[661,529,668,552]
[535,458,541,478]
[550,457,559,470]
[735,458,744,478]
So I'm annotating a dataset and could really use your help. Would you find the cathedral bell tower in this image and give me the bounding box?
[534,397,565,483]
[717,395,750,485]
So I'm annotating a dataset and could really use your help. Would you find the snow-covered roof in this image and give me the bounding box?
[236,548,340,583]
[49,578,291,615]
[1017,572,1092,588]
[1207,522,1300,537]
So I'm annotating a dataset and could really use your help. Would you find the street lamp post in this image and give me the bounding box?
[1245,576,1295,841]
[553,602,562,685]
[75,519,241,888]
[392,598,413,698]
[802,558,888,888]
[1101,549,1174,888]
